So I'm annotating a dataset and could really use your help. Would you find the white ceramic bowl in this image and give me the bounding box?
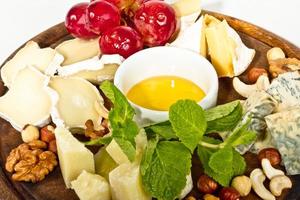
[114,46,218,126]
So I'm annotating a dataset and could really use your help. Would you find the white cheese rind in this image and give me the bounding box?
[226,24,256,76]
[169,16,202,54]
[57,55,124,84]
[109,163,151,200]
[55,127,95,188]
[71,170,111,200]
[55,38,100,66]
[1,41,63,88]
[50,76,105,130]
[0,66,58,131]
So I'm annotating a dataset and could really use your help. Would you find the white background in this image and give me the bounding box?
[0,0,299,63]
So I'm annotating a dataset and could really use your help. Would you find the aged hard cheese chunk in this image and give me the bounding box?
[1,41,63,87]
[106,139,130,165]
[265,108,300,175]
[94,147,118,181]
[55,127,95,188]
[109,163,151,200]
[267,72,300,111]
[0,66,57,131]
[50,76,105,129]
[71,170,111,200]
[57,55,124,84]
[55,38,100,66]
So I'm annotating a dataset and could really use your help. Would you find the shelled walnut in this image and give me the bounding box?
[5,140,57,183]
[85,119,110,139]
[269,58,300,78]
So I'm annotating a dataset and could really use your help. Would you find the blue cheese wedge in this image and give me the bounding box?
[267,71,300,111]
[265,107,300,175]
[235,91,278,154]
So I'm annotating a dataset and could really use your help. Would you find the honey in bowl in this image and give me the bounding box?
[126,76,206,111]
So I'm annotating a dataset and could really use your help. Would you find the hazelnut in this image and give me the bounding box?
[204,194,220,200]
[48,140,57,154]
[247,67,268,83]
[231,175,251,197]
[258,148,281,166]
[40,125,56,143]
[185,196,196,200]
[197,174,218,194]
[21,125,40,143]
[219,187,240,200]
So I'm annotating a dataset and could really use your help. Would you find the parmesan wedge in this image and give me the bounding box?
[55,127,95,188]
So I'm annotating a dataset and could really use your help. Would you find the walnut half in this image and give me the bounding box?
[5,140,57,183]
[269,58,300,78]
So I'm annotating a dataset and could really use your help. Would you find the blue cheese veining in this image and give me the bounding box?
[265,107,300,175]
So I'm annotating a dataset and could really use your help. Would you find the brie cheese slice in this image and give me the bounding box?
[0,66,58,131]
[58,55,124,84]
[50,76,105,130]
[1,41,63,88]
[55,38,100,66]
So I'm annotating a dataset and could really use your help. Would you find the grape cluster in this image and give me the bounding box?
[65,0,178,58]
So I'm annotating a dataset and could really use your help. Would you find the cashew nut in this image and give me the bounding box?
[269,175,292,196]
[233,75,270,98]
[261,158,284,179]
[267,47,285,62]
[250,168,275,200]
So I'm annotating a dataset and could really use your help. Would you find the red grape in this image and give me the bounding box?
[133,1,177,46]
[87,0,121,34]
[99,26,143,58]
[91,0,134,10]
[65,3,98,39]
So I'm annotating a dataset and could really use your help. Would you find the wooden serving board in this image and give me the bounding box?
[0,11,299,200]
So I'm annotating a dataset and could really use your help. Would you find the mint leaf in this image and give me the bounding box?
[197,145,232,186]
[114,138,136,162]
[169,100,207,152]
[197,145,247,186]
[205,101,243,133]
[223,118,256,147]
[232,149,246,176]
[101,81,135,125]
[100,81,139,162]
[144,121,177,140]
[209,147,233,175]
[141,141,191,200]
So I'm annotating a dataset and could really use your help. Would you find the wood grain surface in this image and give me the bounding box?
[0,11,299,200]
